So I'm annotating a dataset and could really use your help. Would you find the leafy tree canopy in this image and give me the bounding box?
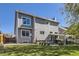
[64,3,79,24]
[65,23,79,38]
[64,4,79,38]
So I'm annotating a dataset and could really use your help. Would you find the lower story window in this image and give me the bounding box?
[22,31,26,36]
[22,30,30,37]
[40,31,44,34]
[55,32,58,34]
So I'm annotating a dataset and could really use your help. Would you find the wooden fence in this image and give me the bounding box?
[0,34,4,44]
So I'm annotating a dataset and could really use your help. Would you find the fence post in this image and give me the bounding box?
[64,35,66,45]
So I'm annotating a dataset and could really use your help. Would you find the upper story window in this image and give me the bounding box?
[22,16,31,26]
[50,22,58,26]
[36,18,48,24]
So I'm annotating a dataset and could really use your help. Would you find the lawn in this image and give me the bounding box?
[0,44,79,56]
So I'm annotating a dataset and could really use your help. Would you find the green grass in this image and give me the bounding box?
[0,45,79,56]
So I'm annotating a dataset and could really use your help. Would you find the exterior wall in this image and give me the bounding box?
[34,21,49,41]
[15,11,19,43]
[15,11,59,43]
[34,18,59,41]
[59,28,65,34]
[15,12,34,43]
[17,28,32,43]
[17,13,33,28]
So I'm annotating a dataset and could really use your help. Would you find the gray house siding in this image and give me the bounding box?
[15,10,59,43]
[15,11,35,43]
[17,28,32,43]
[17,12,33,28]
[34,18,59,42]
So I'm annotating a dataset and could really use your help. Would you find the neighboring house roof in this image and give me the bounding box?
[4,33,15,38]
[16,10,59,23]
[59,26,68,34]
[60,26,68,30]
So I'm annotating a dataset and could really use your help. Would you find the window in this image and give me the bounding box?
[36,18,48,24]
[22,31,26,36]
[55,32,58,34]
[22,30,30,37]
[40,31,44,34]
[22,16,31,26]
[50,22,58,26]
[50,31,52,33]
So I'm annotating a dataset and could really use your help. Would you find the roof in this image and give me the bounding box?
[59,26,68,31]
[16,10,59,23]
[4,33,15,38]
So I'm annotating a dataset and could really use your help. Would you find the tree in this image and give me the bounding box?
[64,4,79,38]
[64,3,79,24]
[65,23,79,38]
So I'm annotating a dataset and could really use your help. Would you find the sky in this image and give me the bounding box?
[0,3,67,34]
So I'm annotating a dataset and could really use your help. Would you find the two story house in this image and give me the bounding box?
[14,10,59,43]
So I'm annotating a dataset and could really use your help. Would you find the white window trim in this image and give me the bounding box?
[21,29,31,38]
[22,16,31,26]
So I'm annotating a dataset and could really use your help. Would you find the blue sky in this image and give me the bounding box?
[0,3,67,33]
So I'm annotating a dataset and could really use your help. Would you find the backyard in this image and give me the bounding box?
[0,44,79,56]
